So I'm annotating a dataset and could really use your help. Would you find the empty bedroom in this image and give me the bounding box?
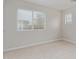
[3,0,76,59]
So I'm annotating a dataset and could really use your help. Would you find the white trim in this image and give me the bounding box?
[4,39,60,52]
[62,37,76,44]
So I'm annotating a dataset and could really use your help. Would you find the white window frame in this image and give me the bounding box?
[17,9,47,31]
[65,13,72,24]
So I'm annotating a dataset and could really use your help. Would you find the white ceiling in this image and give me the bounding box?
[24,0,76,10]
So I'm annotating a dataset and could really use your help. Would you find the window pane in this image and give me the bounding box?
[65,13,72,24]
[17,9,32,31]
[33,11,46,29]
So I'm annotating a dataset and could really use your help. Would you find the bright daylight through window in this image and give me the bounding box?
[65,13,72,24]
[17,9,46,31]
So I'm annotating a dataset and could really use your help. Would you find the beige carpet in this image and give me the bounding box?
[4,40,76,59]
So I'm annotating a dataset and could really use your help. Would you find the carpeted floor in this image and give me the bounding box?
[4,40,76,59]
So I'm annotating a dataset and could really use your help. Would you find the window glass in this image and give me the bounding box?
[65,13,72,24]
[17,9,32,31]
[33,11,46,29]
[17,9,46,31]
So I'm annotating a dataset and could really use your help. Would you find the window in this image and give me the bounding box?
[17,9,46,31]
[33,11,46,29]
[65,13,72,24]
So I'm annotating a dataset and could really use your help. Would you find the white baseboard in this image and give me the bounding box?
[62,38,76,44]
[4,38,60,52]
[4,37,75,53]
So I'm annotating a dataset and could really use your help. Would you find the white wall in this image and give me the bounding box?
[62,5,76,43]
[4,0,61,51]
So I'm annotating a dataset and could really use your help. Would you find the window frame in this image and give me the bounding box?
[65,13,72,24]
[17,9,47,31]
